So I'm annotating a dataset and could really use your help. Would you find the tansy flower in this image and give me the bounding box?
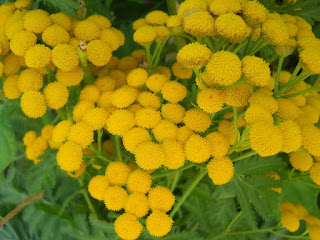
[128,103,143,114]
[131,49,146,63]
[154,25,170,41]
[184,11,215,37]
[309,226,320,240]
[281,211,300,232]
[177,42,212,68]
[127,169,152,194]
[3,52,20,76]
[79,85,100,102]
[51,120,73,147]
[95,76,116,92]
[44,82,69,110]
[146,73,168,93]
[298,37,320,50]
[67,161,86,178]
[162,139,186,169]
[56,66,84,86]
[154,65,172,80]
[242,56,271,87]
[295,204,309,220]
[242,0,268,25]
[299,48,320,74]
[172,62,193,79]
[3,75,21,100]
[57,141,83,172]
[104,56,119,69]
[152,120,178,142]
[301,104,319,124]
[106,109,136,136]
[0,61,3,77]
[125,192,149,219]
[74,20,100,41]
[111,85,139,108]
[278,120,302,153]
[88,175,109,200]
[23,130,37,146]
[301,125,320,156]
[105,162,131,186]
[133,25,157,45]
[134,141,165,170]
[276,98,302,120]
[245,104,274,125]
[249,91,278,114]
[161,103,185,124]
[185,134,211,163]
[184,109,211,132]
[49,12,72,31]
[145,10,169,25]
[127,68,148,88]
[207,156,234,185]
[115,213,143,240]
[148,186,175,212]
[289,150,313,171]
[52,44,79,71]
[10,30,37,56]
[73,101,95,122]
[135,107,161,129]
[286,23,298,37]
[177,126,194,143]
[24,9,52,34]
[42,24,70,47]
[123,127,151,153]
[104,186,128,211]
[67,122,94,149]
[161,81,187,103]
[87,40,112,66]
[87,14,111,30]
[210,0,241,15]
[109,70,126,88]
[279,201,298,215]
[206,51,242,86]
[137,92,161,109]
[118,56,139,73]
[98,91,113,109]
[197,88,225,113]
[5,12,24,40]
[83,107,109,130]
[25,44,51,68]
[146,211,173,238]
[18,68,43,92]
[41,124,54,140]
[177,0,207,17]
[262,19,290,46]
[206,132,230,157]
[20,91,47,118]
[218,120,238,145]
[166,15,183,29]
[310,162,320,185]
[132,18,147,30]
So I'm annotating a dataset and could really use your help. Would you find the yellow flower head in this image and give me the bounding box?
[98,91,113,109]
[41,124,54,140]
[20,91,47,118]
[79,85,100,103]
[3,75,21,100]
[87,39,112,67]
[49,12,72,31]
[128,103,143,114]
[56,66,84,87]
[301,125,320,156]
[185,134,211,163]
[0,61,3,77]
[210,0,241,15]
[10,30,37,56]
[197,88,225,113]
[87,14,111,30]
[51,120,73,147]
[127,169,152,194]
[301,104,319,124]
[134,141,165,170]
[123,127,151,153]
[95,76,116,92]
[44,82,69,110]
[133,25,157,45]
[125,192,149,219]
[286,23,298,37]
[161,81,187,103]
[74,20,100,41]
[279,201,298,214]
[166,15,183,29]
[146,211,173,238]
[207,156,234,185]
[242,0,268,25]
[177,0,207,18]
[148,186,175,212]
[162,139,186,169]
[295,204,309,220]
[23,9,52,34]
[177,126,194,143]
[106,109,136,136]
[88,175,109,201]
[249,91,278,114]
[100,28,122,51]
[118,56,138,73]
[83,107,109,130]
[250,122,283,157]
[25,44,51,68]
[215,13,248,42]
[23,130,37,146]
[114,213,143,240]
[245,104,274,125]
[184,109,211,132]
[111,85,139,108]
[161,103,185,124]
[154,65,172,80]
[289,150,313,172]
[152,120,178,141]
[42,24,70,47]
[281,211,300,232]
[310,162,320,185]
[177,42,212,68]
[104,185,128,211]
[298,37,320,50]
[145,10,169,25]
[52,44,79,71]
[276,98,302,120]
[135,107,161,129]
[206,132,230,157]
[206,51,242,86]
[131,49,146,62]
[146,73,168,92]
[218,120,237,145]
[132,18,147,30]
[262,19,290,45]
[154,25,170,41]
[184,11,215,37]
[242,56,270,87]
[278,120,302,153]
[309,226,320,240]
[172,62,193,79]
[67,122,94,149]
[105,161,131,186]
[56,141,83,172]
[300,48,320,74]
[18,68,43,92]
[73,101,95,122]
[138,92,161,109]
[127,68,148,88]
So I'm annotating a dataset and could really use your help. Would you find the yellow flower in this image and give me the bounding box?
[249,91,278,114]
[56,66,84,87]
[0,61,3,77]
[161,103,185,124]
[279,201,298,215]
[127,68,148,88]
[245,104,274,125]
[177,0,207,18]
[166,15,183,28]
[23,9,52,34]
[56,141,83,172]
[295,204,309,220]
[197,88,225,113]
[118,56,138,73]
[131,49,146,63]
[97,91,113,109]
[301,104,319,124]
[148,186,175,212]
[73,101,95,122]
[41,124,54,140]
[242,56,271,87]
[206,51,242,86]
[185,134,211,163]
[67,122,94,149]
[262,19,290,45]
[310,162,320,185]
[42,24,70,47]
[152,120,178,142]
[49,12,72,31]
[145,10,169,25]
[18,68,43,92]
[111,85,139,108]
[300,48,320,74]
[278,120,302,153]
[281,211,300,232]
[87,14,111,30]
[88,175,109,200]
[276,98,302,120]
[125,192,149,218]
[301,125,320,156]
[134,141,165,170]
[218,120,237,145]
[20,91,47,118]
[105,161,131,186]
[25,44,51,68]
[106,109,136,136]
[154,25,170,41]
[23,130,37,146]
[10,30,37,56]
[161,81,187,103]
[242,0,268,25]
[289,150,313,171]
[74,20,100,41]
[210,0,241,15]
[154,65,172,80]
[52,44,79,71]
[177,42,212,68]
[206,132,230,157]
[184,11,215,37]
[137,92,161,109]
[309,226,320,240]
[79,85,100,102]
[177,126,194,143]
[3,52,20,76]
[184,109,211,132]
[100,28,122,51]
[207,156,234,185]
[127,169,152,194]
[171,62,192,79]
[135,107,161,129]
[133,25,157,45]
[51,120,73,147]
[298,37,320,50]
[146,73,168,93]
[83,107,109,130]
[114,213,143,240]
[104,186,128,211]
[67,160,86,178]
[44,82,69,110]
[146,211,173,237]
[3,75,21,100]
[132,18,147,30]
[95,76,116,91]
[162,139,186,169]
[87,39,112,66]
[123,127,151,153]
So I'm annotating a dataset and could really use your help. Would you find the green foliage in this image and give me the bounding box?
[30,0,80,17]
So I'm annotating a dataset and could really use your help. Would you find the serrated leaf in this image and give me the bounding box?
[89,214,117,238]
[31,0,79,18]
[211,198,237,228]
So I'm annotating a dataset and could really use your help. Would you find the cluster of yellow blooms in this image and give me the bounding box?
[2,0,320,239]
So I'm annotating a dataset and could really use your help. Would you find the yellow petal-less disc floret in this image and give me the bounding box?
[79,85,100,102]
[133,25,157,45]
[104,186,128,211]
[44,82,69,110]
[310,162,320,185]
[23,130,37,146]
[127,68,148,88]
[87,40,112,66]
[125,192,149,218]
[105,161,131,186]
[301,125,320,156]
[242,56,271,87]
[152,120,178,142]
[5,12,24,40]
[18,68,43,92]
[309,226,320,240]
[146,73,168,93]
[10,30,37,56]
[146,211,173,238]
[41,124,54,140]
[299,48,320,74]
[206,51,242,86]
[249,91,278,114]
[278,120,302,153]
[197,88,225,113]
[276,98,302,120]
[83,107,109,130]
[245,104,274,125]
[100,28,122,51]
[161,81,187,103]
[206,132,230,157]
[20,91,47,118]
[262,19,290,46]
[148,186,175,212]
[184,109,211,132]
[23,9,52,34]
[111,85,139,108]
[127,169,152,194]
[95,76,116,91]
[177,0,207,17]
[289,150,313,171]
[134,141,165,170]
[114,213,143,240]
[123,127,151,153]
[161,103,185,124]
[172,62,193,79]
[145,10,169,25]
[67,122,94,149]
[154,65,171,80]
[74,20,100,41]
[166,15,183,29]
[162,139,185,169]
[207,156,234,185]
[56,66,84,86]
[42,24,70,47]
[52,44,79,71]
[25,44,51,68]
[210,0,241,15]
[137,92,160,109]
[281,211,300,232]
[51,120,73,147]
[3,75,21,100]
[98,91,113,109]
[133,18,147,30]
[135,107,161,129]
[118,56,139,72]
[49,12,72,31]
[177,42,212,68]
[73,101,95,122]
[224,82,253,107]
[56,141,83,172]
[106,109,136,136]
[185,134,211,163]
[3,52,20,76]
[184,11,215,37]
[242,0,268,25]
[88,175,109,201]
[87,14,111,30]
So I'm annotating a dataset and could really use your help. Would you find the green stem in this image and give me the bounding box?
[218,77,245,90]
[242,34,253,56]
[145,45,152,71]
[275,56,285,94]
[169,170,207,218]
[249,41,267,55]
[170,171,181,192]
[287,61,302,85]
[232,151,257,162]
[88,145,112,163]
[247,35,264,55]
[151,42,161,65]
[288,168,295,179]
[300,180,320,189]
[225,211,242,232]
[152,162,200,179]
[152,37,170,71]
[276,71,312,97]
[224,226,283,236]
[97,129,103,153]
[269,230,311,239]
[193,68,209,88]
[232,40,247,54]
[114,135,123,162]
[77,179,99,219]
[59,190,81,215]
[233,107,238,145]
[166,0,177,15]
[282,86,318,98]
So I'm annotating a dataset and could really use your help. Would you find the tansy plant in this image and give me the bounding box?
[1,0,320,239]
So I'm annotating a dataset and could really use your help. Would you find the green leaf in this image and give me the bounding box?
[31,0,80,18]
[0,103,17,173]
[211,198,237,228]
[89,214,117,238]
